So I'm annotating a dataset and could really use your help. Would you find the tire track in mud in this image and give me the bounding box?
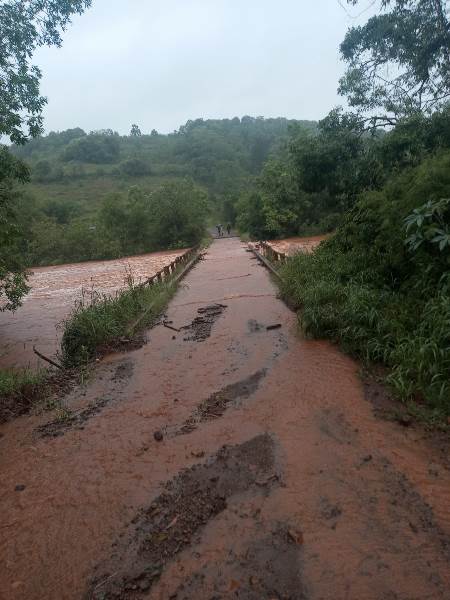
[87,434,284,599]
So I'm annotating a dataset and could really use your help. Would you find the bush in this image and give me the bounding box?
[279,151,450,414]
[118,157,151,177]
[61,279,177,366]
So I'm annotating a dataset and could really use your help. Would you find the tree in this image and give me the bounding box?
[0,0,92,310]
[1,0,92,144]
[0,147,30,310]
[118,157,150,177]
[340,1,450,126]
[130,124,142,137]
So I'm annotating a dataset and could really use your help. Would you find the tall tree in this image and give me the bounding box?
[0,0,92,310]
[340,1,450,126]
[1,0,92,144]
[130,124,142,136]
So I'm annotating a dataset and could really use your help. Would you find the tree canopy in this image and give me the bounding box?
[340,0,450,126]
[0,0,92,144]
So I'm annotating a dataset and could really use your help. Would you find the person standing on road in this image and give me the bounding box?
[216,224,221,237]
[226,223,231,236]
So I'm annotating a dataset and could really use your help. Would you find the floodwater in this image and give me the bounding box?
[1,238,449,599]
[0,249,185,369]
[269,234,328,255]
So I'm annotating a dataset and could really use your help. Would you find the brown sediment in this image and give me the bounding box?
[0,237,450,600]
[178,369,267,434]
[87,434,280,599]
[268,234,328,256]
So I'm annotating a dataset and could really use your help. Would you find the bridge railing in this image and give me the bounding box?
[138,246,199,288]
[258,241,288,263]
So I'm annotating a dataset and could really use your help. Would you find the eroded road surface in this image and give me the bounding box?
[1,238,450,600]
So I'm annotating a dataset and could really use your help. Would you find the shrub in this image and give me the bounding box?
[279,151,450,414]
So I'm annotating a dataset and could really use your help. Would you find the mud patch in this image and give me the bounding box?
[87,434,280,599]
[35,360,134,438]
[181,304,226,342]
[377,455,450,557]
[178,370,266,434]
[173,526,306,600]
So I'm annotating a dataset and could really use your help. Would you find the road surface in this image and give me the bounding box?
[1,238,449,599]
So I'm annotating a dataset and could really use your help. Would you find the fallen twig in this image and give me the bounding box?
[163,322,180,332]
[33,346,63,370]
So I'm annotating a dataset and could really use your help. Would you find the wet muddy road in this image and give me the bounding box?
[0,249,185,370]
[1,238,449,600]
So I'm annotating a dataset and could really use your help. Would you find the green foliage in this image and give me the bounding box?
[118,157,151,177]
[0,367,48,422]
[0,1,92,144]
[6,117,308,266]
[341,1,450,124]
[62,131,121,164]
[130,124,142,137]
[0,147,31,310]
[61,279,176,367]
[279,151,450,413]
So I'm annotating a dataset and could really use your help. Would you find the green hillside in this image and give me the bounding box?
[8,117,316,266]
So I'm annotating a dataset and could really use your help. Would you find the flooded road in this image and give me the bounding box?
[269,235,327,255]
[0,238,449,599]
[0,250,185,369]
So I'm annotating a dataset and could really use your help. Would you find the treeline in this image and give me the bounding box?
[5,117,315,268]
[235,107,450,238]
[12,117,315,194]
[11,179,208,265]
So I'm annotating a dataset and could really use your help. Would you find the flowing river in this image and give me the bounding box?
[0,249,185,370]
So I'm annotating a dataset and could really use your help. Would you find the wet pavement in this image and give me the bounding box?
[0,238,449,599]
[0,249,185,369]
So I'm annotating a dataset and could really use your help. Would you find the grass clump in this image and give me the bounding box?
[279,151,450,418]
[0,368,48,423]
[61,277,177,367]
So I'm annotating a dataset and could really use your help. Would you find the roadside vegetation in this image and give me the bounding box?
[0,368,49,423]
[61,276,179,367]
[235,0,450,418]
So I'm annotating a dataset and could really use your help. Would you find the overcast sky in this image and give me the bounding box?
[34,0,373,135]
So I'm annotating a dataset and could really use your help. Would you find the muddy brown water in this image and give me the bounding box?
[0,250,185,370]
[268,235,327,256]
[1,238,449,599]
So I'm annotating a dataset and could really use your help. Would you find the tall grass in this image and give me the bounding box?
[0,368,48,422]
[61,276,177,367]
[278,152,450,417]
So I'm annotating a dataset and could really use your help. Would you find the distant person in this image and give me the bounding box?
[216,224,221,237]
[226,223,231,235]
[218,224,223,237]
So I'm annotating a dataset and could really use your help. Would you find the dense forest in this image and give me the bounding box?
[6,117,315,267]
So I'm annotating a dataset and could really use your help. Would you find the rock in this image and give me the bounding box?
[362,454,373,463]
[15,484,26,492]
[154,430,163,442]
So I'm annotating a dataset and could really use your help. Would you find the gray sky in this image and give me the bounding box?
[34,0,372,135]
